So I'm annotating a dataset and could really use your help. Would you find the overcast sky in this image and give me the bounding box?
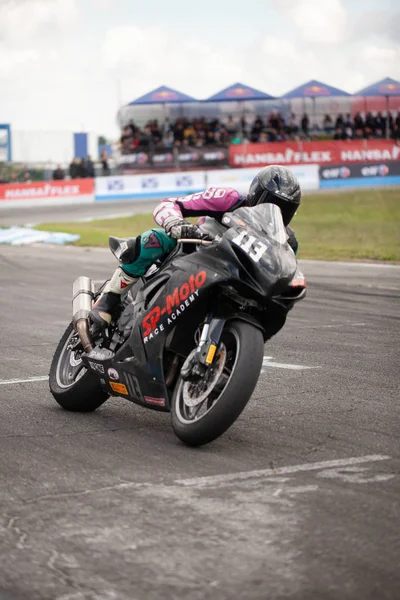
[1,0,399,137]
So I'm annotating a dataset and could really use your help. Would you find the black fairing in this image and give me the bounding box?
[83,204,302,412]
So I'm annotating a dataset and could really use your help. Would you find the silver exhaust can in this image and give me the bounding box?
[72,276,95,325]
[72,276,95,353]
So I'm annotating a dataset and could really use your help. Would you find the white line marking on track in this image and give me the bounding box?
[299,260,400,270]
[316,466,395,484]
[175,455,390,487]
[0,376,49,385]
[261,356,320,371]
[294,322,367,330]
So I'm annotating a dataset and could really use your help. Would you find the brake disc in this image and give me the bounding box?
[182,345,227,408]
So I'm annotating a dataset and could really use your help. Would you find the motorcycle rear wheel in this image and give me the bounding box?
[49,322,109,412]
[171,320,264,446]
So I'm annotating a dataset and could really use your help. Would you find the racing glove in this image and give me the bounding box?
[167,220,205,240]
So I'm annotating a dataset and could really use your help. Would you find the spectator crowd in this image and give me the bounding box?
[326,112,400,141]
[120,110,400,153]
[0,153,111,185]
[67,156,95,179]
[0,170,33,185]
[2,109,399,186]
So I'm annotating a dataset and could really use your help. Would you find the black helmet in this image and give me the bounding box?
[247,165,301,225]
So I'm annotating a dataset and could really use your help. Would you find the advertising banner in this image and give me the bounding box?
[95,171,206,201]
[319,161,400,188]
[118,146,229,172]
[207,165,319,193]
[229,140,400,168]
[0,178,95,207]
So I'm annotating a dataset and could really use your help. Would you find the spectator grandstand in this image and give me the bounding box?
[1,77,399,183]
[119,110,400,155]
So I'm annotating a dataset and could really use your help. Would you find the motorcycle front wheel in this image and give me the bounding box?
[171,320,264,446]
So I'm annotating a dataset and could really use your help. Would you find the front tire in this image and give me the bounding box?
[171,320,264,446]
[49,322,109,412]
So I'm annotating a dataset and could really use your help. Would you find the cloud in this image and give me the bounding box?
[102,25,241,98]
[0,0,78,44]
[351,10,400,44]
[0,0,398,141]
[361,45,400,83]
[272,0,347,45]
[0,49,39,76]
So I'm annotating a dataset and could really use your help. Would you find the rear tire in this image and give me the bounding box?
[171,320,264,446]
[49,322,109,412]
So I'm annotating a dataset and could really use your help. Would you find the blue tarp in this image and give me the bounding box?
[0,227,80,245]
[282,79,350,99]
[128,86,198,105]
[354,77,400,97]
[205,83,275,102]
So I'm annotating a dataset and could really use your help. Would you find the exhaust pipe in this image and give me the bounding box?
[72,276,95,353]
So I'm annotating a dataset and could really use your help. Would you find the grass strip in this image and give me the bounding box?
[37,188,400,262]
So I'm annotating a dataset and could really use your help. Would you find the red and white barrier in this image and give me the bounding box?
[229,140,400,168]
[0,178,95,208]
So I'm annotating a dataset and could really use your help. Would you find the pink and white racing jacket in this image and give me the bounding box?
[153,187,243,230]
[153,186,299,254]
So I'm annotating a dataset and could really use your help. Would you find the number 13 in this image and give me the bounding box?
[232,231,268,262]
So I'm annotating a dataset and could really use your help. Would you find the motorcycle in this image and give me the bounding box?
[49,203,306,446]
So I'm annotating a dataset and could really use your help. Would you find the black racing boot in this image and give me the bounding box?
[90,267,137,330]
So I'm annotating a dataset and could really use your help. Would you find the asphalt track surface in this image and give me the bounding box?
[1,200,160,227]
[0,244,399,600]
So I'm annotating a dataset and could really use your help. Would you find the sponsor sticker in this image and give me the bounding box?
[141,177,158,189]
[319,161,400,182]
[176,175,193,187]
[203,151,226,161]
[0,178,94,201]
[107,368,119,381]
[321,167,351,179]
[142,271,207,343]
[107,178,124,191]
[144,396,166,407]
[89,361,105,374]
[153,153,173,164]
[110,382,128,395]
[229,140,400,169]
[361,164,389,177]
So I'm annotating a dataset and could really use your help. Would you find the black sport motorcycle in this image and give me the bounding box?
[49,203,306,446]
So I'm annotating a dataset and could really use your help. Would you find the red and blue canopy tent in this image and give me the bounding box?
[122,79,399,134]
[204,83,277,135]
[354,77,400,137]
[205,83,275,102]
[281,79,350,126]
[128,85,198,105]
[123,83,277,128]
[123,85,199,124]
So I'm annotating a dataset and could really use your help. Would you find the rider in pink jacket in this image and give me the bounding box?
[90,165,301,330]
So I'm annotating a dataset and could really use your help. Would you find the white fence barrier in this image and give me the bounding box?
[94,165,320,202]
[206,165,320,194]
[0,166,320,210]
[95,171,206,201]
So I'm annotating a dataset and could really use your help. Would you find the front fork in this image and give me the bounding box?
[181,316,225,381]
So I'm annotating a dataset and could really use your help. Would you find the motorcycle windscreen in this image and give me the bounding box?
[223,204,297,293]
